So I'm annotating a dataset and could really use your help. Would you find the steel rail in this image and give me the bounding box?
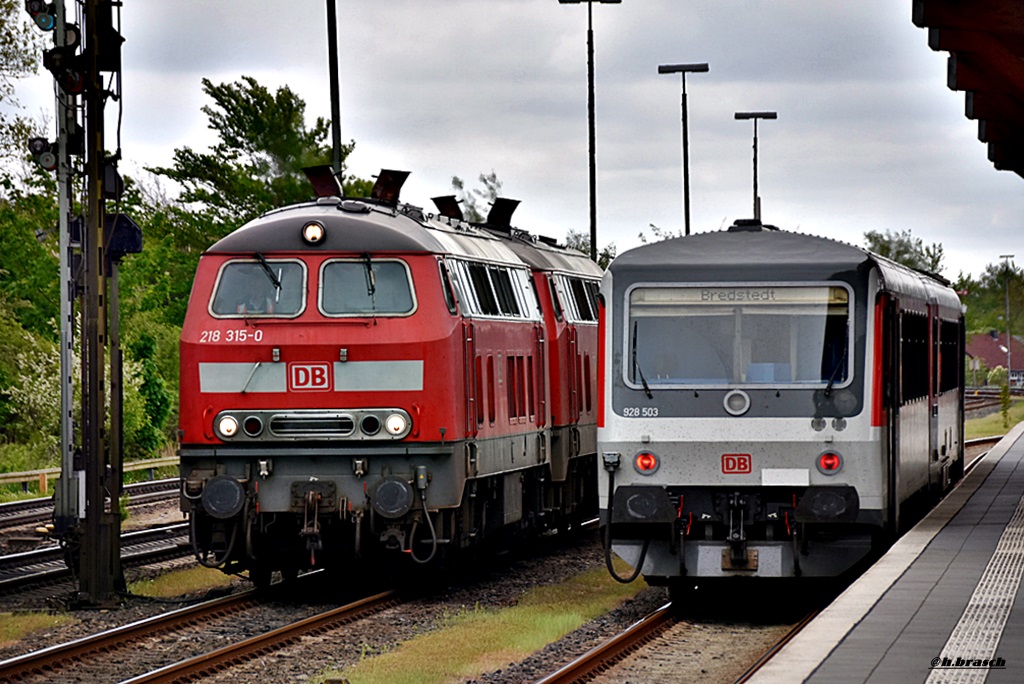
[534,602,676,684]
[0,478,178,531]
[0,523,189,594]
[0,589,261,681]
[120,590,399,683]
[733,609,820,683]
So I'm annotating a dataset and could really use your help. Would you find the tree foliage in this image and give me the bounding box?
[0,0,43,167]
[565,229,615,270]
[149,75,368,229]
[863,228,945,274]
[451,171,502,223]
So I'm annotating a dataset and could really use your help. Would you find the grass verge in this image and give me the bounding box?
[0,612,75,648]
[318,562,644,684]
[965,398,1024,440]
[128,565,236,598]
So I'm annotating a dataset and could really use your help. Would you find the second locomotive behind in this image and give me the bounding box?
[178,170,602,584]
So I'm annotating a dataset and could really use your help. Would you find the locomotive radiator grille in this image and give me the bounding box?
[270,413,355,437]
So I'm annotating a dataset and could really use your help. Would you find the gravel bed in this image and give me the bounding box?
[0,510,804,684]
[200,531,672,684]
[0,528,673,683]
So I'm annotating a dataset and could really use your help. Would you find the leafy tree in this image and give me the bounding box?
[565,229,615,270]
[637,223,684,245]
[0,170,60,339]
[863,228,944,274]
[149,75,369,229]
[125,332,171,458]
[451,171,502,223]
[0,0,42,168]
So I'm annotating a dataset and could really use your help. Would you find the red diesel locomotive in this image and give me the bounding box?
[178,171,601,584]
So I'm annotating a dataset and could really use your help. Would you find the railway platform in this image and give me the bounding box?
[751,421,1024,684]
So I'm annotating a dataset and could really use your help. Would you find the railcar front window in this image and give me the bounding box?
[627,285,850,387]
[210,260,306,317]
[321,259,415,315]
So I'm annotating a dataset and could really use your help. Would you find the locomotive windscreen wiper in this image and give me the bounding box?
[632,321,653,399]
[254,252,282,295]
[362,252,376,297]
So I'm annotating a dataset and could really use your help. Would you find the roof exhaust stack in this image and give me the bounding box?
[432,195,464,221]
[485,197,520,231]
[303,165,343,198]
[371,169,411,207]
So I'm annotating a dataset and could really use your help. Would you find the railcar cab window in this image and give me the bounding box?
[447,259,540,320]
[210,259,306,317]
[626,284,851,388]
[320,258,415,316]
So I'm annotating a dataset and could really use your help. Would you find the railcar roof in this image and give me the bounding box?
[609,226,962,311]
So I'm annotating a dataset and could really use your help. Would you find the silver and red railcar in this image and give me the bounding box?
[178,173,601,583]
[598,220,964,589]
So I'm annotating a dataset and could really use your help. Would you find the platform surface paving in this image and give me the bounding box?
[750,421,1024,684]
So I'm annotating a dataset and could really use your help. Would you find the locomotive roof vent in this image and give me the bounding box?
[727,218,779,232]
[370,169,411,207]
[484,197,521,232]
[303,164,343,198]
[431,195,464,221]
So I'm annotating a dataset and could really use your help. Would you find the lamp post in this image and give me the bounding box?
[658,63,708,236]
[1001,254,1014,385]
[326,0,343,177]
[560,0,621,262]
[734,111,777,221]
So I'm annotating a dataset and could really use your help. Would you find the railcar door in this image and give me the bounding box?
[884,294,901,537]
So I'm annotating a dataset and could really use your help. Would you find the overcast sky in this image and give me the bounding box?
[14,0,1024,279]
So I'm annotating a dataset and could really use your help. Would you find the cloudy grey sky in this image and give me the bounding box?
[16,0,1024,279]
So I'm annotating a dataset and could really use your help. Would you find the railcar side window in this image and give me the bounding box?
[626,285,851,388]
[552,275,600,323]
[900,312,929,401]
[210,260,306,317]
[321,259,415,316]
[447,259,539,320]
[438,260,459,315]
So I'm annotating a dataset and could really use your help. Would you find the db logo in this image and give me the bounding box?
[722,454,752,474]
[289,363,331,391]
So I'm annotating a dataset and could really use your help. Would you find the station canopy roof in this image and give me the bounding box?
[914,0,1024,179]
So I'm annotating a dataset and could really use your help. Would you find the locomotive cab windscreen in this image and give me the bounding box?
[626,284,850,388]
[210,259,306,317]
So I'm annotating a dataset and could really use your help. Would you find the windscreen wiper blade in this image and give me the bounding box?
[632,321,653,400]
[254,252,281,292]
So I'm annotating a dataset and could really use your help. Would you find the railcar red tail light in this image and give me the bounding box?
[817,450,843,475]
[633,450,660,474]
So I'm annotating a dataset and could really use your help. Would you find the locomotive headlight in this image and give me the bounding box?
[633,450,660,475]
[385,413,409,436]
[817,450,843,475]
[301,221,325,245]
[216,415,239,439]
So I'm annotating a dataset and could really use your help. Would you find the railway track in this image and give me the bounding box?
[0,586,399,683]
[0,478,178,532]
[0,522,190,595]
[532,437,1001,684]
